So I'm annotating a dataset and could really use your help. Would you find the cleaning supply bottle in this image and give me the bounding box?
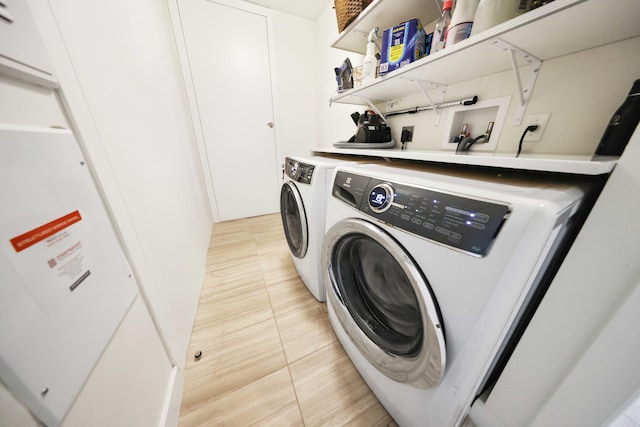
[471,0,528,36]
[446,0,480,47]
[362,27,378,84]
[429,0,453,54]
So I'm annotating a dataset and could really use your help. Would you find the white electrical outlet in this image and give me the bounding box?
[523,113,551,142]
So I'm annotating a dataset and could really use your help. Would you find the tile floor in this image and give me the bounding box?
[178,213,396,426]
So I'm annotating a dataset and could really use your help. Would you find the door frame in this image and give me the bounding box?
[167,0,283,222]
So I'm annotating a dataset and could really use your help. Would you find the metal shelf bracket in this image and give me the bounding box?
[400,78,447,129]
[490,38,542,125]
[353,95,388,122]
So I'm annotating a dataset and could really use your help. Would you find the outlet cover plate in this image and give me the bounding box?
[523,113,551,142]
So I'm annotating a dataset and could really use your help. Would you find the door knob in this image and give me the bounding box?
[267,122,274,128]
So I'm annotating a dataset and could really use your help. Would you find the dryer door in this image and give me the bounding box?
[323,218,446,389]
[280,181,308,258]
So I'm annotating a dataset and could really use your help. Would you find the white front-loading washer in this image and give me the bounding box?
[322,162,593,426]
[280,155,358,301]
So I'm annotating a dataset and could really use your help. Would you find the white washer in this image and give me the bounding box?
[322,162,593,426]
[280,156,358,301]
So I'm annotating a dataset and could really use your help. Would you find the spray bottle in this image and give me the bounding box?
[362,27,378,84]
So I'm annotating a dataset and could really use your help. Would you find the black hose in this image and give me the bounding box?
[456,134,488,154]
[456,136,474,153]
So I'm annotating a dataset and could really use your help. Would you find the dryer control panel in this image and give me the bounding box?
[333,171,511,257]
[284,158,315,184]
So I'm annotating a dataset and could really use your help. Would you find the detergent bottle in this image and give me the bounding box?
[446,0,479,47]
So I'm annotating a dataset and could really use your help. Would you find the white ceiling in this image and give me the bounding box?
[241,0,330,21]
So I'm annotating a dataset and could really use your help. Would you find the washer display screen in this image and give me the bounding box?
[368,184,393,212]
[369,188,387,208]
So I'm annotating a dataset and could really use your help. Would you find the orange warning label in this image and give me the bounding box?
[10,211,82,253]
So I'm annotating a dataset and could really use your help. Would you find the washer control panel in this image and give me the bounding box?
[285,158,315,184]
[334,170,511,256]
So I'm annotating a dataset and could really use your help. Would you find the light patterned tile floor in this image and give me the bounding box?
[179,213,396,426]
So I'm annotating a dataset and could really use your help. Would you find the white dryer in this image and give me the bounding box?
[322,162,594,426]
[280,156,357,301]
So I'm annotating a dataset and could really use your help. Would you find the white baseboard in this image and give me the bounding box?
[159,366,183,427]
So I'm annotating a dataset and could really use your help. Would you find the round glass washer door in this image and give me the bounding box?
[280,182,308,258]
[323,218,446,388]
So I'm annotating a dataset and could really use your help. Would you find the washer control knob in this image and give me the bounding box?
[368,183,394,213]
[289,161,298,176]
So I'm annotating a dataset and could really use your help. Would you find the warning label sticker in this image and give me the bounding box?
[5,211,94,313]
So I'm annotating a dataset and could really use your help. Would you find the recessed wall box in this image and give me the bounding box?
[442,96,511,152]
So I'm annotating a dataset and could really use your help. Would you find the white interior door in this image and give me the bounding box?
[178,0,280,221]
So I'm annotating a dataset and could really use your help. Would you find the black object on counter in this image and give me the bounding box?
[349,110,392,143]
[595,79,640,156]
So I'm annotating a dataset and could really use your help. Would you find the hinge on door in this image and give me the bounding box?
[490,38,542,125]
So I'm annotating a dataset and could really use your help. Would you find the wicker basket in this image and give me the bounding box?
[334,0,373,33]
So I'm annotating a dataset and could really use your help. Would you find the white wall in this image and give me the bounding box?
[473,127,640,427]
[272,10,319,159]
[28,0,212,371]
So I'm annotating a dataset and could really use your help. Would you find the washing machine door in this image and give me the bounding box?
[280,181,308,258]
[323,218,446,388]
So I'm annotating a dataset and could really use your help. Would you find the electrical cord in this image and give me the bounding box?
[400,128,412,151]
[516,125,539,157]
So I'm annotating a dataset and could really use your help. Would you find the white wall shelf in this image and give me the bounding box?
[330,0,640,106]
[312,146,617,176]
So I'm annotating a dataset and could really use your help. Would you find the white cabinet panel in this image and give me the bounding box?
[0,1,56,87]
[63,296,173,427]
[0,125,137,425]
